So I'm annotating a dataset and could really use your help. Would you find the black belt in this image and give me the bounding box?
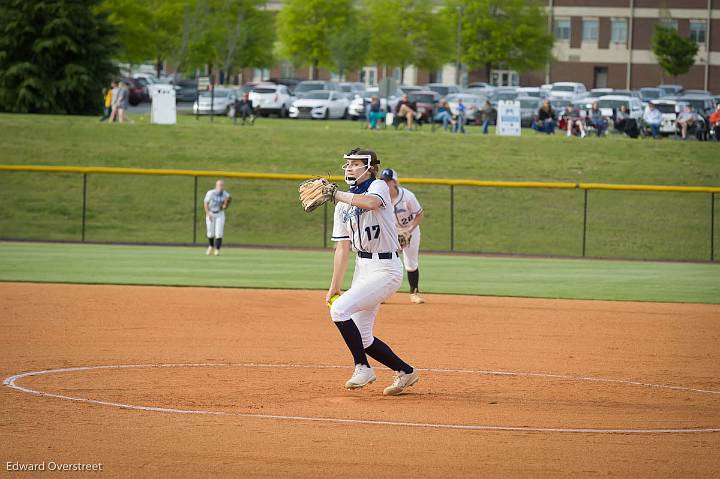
[357,251,398,260]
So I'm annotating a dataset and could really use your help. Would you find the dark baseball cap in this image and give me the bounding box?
[381,168,398,181]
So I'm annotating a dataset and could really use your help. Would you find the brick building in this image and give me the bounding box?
[230,1,720,92]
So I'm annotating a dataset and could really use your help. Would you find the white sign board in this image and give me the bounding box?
[496,100,521,136]
[198,76,210,90]
[150,84,176,125]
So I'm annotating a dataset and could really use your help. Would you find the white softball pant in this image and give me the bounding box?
[402,227,421,271]
[206,211,225,238]
[330,254,403,348]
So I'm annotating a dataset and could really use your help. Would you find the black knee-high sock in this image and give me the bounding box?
[365,337,413,374]
[208,237,214,247]
[214,238,223,249]
[334,320,369,366]
[408,269,419,293]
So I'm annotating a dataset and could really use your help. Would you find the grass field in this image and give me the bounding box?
[0,113,718,260]
[1,242,718,303]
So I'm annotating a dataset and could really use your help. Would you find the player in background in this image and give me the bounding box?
[204,179,231,256]
[327,148,419,395]
[381,169,425,304]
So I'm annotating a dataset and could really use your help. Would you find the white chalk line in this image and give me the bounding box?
[4,363,720,434]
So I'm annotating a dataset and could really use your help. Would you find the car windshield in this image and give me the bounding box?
[253,88,276,94]
[409,94,435,103]
[550,99,570,108]
[597,99,629,110]
[304,92,331,100]
[682,99,708,111]
[200,90,230,98]
[589,91,610,97]
[340,85,352,92]
[495,92,518,100]
[641,89,660,99]
[653,103,676,114]
[519,99,539,109]
[427,86,449,96]
[552,85,575,92]
[521,90,541,97]
[400,86,421,93]
[446,94,475,102]
[296,83,326,92]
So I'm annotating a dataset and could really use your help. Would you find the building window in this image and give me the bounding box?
[554,18,570,41]
[279,61,294,79]
[689,20,706,43]
[610,18,627,44]
[490,69,519,87]
[582,19,598,42]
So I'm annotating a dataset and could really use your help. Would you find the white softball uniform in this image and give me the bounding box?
[205,189,230,238]
[393,187,423,272]
[330,179,402,348]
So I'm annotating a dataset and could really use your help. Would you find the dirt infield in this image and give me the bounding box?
[1,283,719,477]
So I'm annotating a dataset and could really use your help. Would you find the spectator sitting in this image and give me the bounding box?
[234,93,255,125]
[453,99,466,134]
[643,102,662,139]
[395,94,418,129]
[533,100,556,134]
[562,104,586,138]
[614,104,629,134]
[367,96,385,129]
[590,101,608,137]
[707,104,720,140]
[433,99,453,130]
[676,104,700,140]
[479,100,494,134]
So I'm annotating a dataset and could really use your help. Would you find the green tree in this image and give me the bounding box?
[277,0,356,79]
[0,0,118,114]
[327,11,369,80]
[364,0,413,77]
[652,24,698,80]
[444,0,553,80]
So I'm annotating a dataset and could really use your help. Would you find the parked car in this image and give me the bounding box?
[650,99,686,135]
[249,83,294,117]
[192,88,238,115]
[639,87,662,104]
[445,93,487,124]
[238,83,258,95]
[339,82,365,100]
[596,95,644,119]
[174,79,198,102]
[549,81,587,99]
[663,94,716,118]
[289,90,349,119]
[405,91,440,122]
[515,87,548,99]
[516,96,542,127]
[293,80,342,99]
[490,88,519,106]
[467,82,492,89]
[588,88,614,98]
[424,83,461,97]
[549,97,572,111]
[658,84,684,96]
[268,78,301,94]
[120,77,148,105]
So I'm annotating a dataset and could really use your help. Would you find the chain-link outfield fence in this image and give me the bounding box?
[0,165,717,262]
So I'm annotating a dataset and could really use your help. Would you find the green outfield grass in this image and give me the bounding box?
[0,113,718,260]
[0,242,717,304]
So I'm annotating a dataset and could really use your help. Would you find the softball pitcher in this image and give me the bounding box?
[325,148,419,395]
[204,179,231,256]
[381,169,425,304]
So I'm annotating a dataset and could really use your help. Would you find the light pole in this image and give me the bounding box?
[456,5,465,86]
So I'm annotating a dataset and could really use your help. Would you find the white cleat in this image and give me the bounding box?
[206,246,213,255]
[383,369,420,396]
[410,293,425,304]
[213,248,220,256]
[345,364,376,390]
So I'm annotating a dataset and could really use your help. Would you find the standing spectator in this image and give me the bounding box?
[108,80,119,123]
[676,104,700,140]
[453,99,466,133]
[395,94,418,129]
[433,99,453,130]
[590,101,608,137]
[643,102,662,139]
[562,104,586,138]
[367,96,385,129]
[708,104,720,141]
[533,100,556,134]
[114,81,129,123]
[99,84,113,122]
[234,92,255,125]
[479,100,494,134]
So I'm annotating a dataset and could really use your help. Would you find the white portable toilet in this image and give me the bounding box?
[150,84,177,124]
